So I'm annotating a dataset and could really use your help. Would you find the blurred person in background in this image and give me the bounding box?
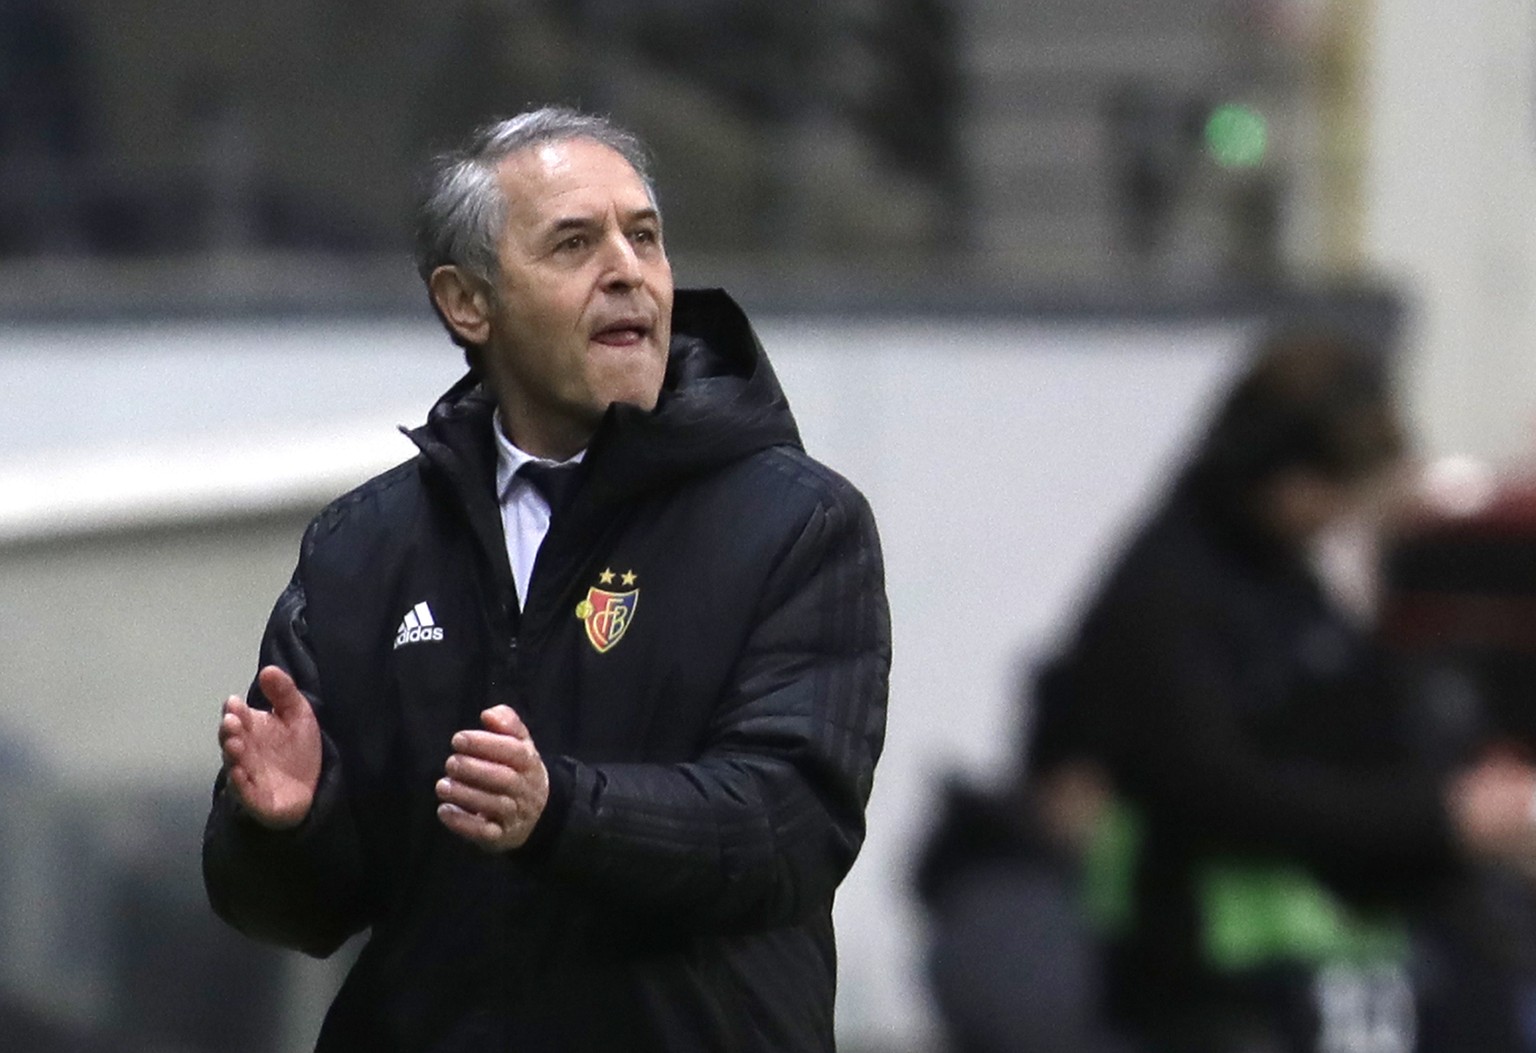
[201,106,890,1052]
[1046,329,1536,1053]
[922,329,1536,1053]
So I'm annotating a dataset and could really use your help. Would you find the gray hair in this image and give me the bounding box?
[414,106,657,291]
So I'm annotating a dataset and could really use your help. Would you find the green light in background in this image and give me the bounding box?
[1205,103,1268,169]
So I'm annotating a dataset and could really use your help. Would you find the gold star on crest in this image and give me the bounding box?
[598,568,616,585]
[621,570,637,587]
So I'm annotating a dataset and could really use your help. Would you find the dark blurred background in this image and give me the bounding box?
[0,0,1357,311]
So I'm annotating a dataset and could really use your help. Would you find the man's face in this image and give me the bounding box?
[480,138,673,456]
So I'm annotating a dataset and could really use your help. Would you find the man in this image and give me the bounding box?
[203,107,891,1052]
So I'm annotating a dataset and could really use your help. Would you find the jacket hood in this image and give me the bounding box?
[409,288,802,507]
[591,287,802,499]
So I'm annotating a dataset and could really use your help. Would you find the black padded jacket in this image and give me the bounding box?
[202,288,892,1052]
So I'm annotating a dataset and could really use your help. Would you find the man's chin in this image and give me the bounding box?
[587,362,666,415]
[601,389,662,415]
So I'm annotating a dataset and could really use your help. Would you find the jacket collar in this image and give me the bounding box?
[407,288,801,510]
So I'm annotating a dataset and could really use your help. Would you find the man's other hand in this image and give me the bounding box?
[437,705,549,852]
[218,665,322,830]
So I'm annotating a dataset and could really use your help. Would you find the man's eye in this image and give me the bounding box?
[556,235,588,252]
[630,228,659,245]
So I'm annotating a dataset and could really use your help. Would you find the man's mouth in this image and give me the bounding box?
[591,320,651,347]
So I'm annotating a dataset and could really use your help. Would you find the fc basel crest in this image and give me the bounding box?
[574,568,638,653]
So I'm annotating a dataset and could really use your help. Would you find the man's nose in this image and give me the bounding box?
[599,231,643,289]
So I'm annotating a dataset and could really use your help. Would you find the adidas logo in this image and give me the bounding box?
[394,601,443,649]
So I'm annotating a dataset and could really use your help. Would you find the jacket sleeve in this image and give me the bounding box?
[531,483,890,929]
[201,552,373,958]
[1088,582,1457,880]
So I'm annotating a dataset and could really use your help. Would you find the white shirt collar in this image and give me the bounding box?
[492,409,586,501]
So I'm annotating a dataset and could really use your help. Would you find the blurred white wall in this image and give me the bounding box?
[0,314,1254,1049]
[1364,0,1536,464]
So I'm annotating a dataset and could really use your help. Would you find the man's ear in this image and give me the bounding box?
[428,265,493,348]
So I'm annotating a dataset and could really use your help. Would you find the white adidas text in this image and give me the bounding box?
[394,601,443,649]
[395,626,443,647]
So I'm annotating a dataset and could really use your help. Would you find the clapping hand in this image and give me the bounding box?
[436,705,550,852]
[218,665,322,830]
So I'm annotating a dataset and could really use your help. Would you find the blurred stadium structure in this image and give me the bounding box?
[1,0,1370,308]
[4,0,1536,1050]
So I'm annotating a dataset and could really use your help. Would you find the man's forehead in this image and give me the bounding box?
[496,139,650,214]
